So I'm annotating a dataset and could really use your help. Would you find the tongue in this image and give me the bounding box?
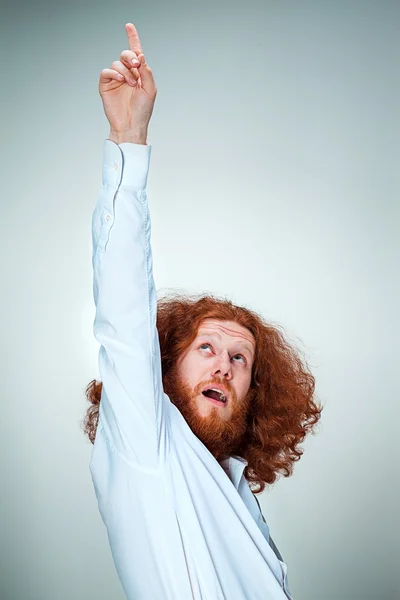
[203,390,223,402]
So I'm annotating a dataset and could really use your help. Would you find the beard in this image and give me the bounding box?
[163,365,255,462]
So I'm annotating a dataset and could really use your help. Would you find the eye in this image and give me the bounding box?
[198,343,247,364]
[199,343,213,351]
[232,354,246,364]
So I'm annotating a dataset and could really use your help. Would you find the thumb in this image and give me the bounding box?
[136,53,157,99]
[137,53,153,83]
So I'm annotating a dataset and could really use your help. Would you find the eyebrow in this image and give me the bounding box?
[196,331,254,358]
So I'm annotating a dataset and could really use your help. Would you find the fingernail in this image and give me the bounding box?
[132,59,139,66]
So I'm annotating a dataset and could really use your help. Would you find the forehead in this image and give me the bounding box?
[196,319,255,350]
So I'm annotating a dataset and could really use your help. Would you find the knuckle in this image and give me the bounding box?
[121,49,137,62]
[111,60,121,69]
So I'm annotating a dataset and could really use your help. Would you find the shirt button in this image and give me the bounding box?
[113,161,119,171]
[105,214,111,222]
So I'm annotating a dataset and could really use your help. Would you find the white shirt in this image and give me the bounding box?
[90,139,294,600]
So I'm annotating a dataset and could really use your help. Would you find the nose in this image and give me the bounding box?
[211,350,233,380]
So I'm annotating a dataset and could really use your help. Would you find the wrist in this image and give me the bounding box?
[109,128,148,145]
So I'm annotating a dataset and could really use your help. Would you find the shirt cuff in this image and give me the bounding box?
[102,139,152,191]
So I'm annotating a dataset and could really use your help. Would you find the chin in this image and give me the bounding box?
[162,368,252,459]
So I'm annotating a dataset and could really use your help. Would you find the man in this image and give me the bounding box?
[83,22,322,600]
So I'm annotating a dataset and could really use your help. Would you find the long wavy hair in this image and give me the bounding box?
[83,293,322,493]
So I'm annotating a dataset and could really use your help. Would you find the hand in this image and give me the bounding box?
[98,23,157,143]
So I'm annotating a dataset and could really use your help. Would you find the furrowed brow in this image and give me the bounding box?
[197,331,254,358]
[239,344,254,357]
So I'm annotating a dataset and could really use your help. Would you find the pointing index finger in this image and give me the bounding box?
[125,23,143,55]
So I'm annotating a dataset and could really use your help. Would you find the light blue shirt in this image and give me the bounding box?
[90,139,294,600]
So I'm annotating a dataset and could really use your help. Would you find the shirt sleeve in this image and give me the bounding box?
[91,139,171,469]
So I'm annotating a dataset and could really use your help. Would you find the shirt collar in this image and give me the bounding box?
[219,455,248,490]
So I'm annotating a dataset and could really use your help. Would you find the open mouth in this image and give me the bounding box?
[202,388,228,406]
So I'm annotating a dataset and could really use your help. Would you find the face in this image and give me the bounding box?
[163,319,256,461]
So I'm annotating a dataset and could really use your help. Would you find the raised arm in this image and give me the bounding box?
[92,24,170,469]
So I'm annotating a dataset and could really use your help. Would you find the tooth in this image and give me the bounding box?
[207,388,227,402]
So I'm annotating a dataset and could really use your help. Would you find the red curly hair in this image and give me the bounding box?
[83,293,322,493]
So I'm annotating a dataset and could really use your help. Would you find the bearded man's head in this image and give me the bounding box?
[163,318,257,462]
[84,293,322,493]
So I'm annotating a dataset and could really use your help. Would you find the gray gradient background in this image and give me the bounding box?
[1,1,399,599]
